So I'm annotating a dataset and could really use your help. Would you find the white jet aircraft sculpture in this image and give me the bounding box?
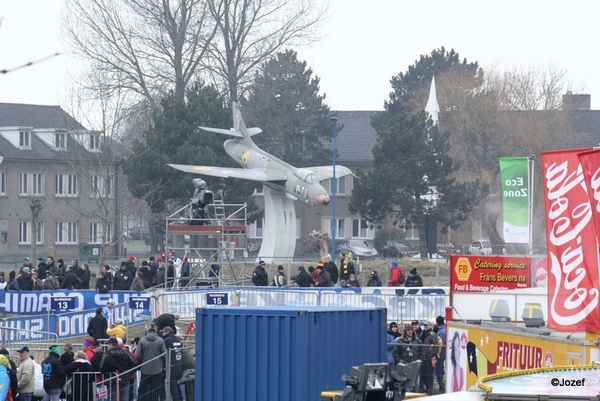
[169,103,352,263]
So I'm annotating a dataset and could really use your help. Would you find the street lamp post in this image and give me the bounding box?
[330,116,338,257]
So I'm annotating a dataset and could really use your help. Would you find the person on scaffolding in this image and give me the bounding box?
[190,178,213,225]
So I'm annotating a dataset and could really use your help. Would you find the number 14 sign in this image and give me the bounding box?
[129,297,150,310]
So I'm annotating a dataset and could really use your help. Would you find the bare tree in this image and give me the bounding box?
[62,0,218,107]
[29,198,44,262]
[205,0,329,101]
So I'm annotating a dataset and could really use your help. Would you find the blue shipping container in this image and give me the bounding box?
[195,306,387,401]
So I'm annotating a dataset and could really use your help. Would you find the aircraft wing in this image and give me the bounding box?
[168,164,287,182]
[308,165,353,181]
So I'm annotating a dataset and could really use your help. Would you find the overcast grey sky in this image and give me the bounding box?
[2,0,600,117]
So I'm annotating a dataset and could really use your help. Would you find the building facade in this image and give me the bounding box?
[0,103,119,260]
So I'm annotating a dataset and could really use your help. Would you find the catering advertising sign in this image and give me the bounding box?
[450,255,531,293]
[541,148,600,332]
[447,323,592,392]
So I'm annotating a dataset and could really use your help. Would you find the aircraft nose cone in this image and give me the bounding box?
[320,194,331,205]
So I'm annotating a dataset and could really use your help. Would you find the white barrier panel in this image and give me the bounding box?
[238,289,320,307]
[453,287,547,322]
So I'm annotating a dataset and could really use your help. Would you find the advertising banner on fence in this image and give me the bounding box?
[450,255,531,293]
[499,157,530,243]
[541,148,600,332]
[446,323,593,392]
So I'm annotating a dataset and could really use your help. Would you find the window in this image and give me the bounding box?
[90,134,101,150]
[90,221,113,244]
[56,221,78,244]
[19,131,30,147]
[0,171,6,195]
[325,176,346,195]
[254,218,263,237]
[19,172,44,196]
[18,221,43,244]
[322,218,345,238]
[91,174,114,197]
[55,174,78,197]
[55,133,66,149]
[352,219,374,239]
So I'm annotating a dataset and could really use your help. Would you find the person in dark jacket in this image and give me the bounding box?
[60,343,75,366]
[153,313,180,334]
[343,274,361,288]
[405,268,424,287]
[419,321,438,395]
[124,255,137,277]
[131,271,146,291]
[57,258,67,283]
[87,308,108,341]
[294,266,313,287]
[95,271,112,293]
[367,271,383,287]
[161,326,183,401]
[37,258,48,280]
[0,348,18,399]
[63,350,95,401]
[138,261,153,289]
[154,262,166,287]
[252,260,268,286]
[46,256,58,277]
[113,263,134,290]
[393,325,422,392]
[315,263,331,287]
[91,338,136,401]
[324,254,339,285]
[339,252,356,281]
[16,267,34,291]
[41,346,67,399]
[61,265,78,290]
[78,263,91,289]
[272,265,287,287]
[180,256,191,288]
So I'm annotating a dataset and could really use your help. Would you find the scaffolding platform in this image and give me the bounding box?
[168,225,246,235]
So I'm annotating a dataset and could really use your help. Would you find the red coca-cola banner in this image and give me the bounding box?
[541,148,600,331]
[578,150,600,241]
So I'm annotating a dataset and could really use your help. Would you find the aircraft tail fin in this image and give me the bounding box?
[200,102,261,139]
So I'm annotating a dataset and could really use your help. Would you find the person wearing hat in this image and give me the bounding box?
[104,299,116,327]
[323,254,339,285]
[41,346,67,400]
[411,320,423,338]
[339,252,356,281]
[107,318,128,340]
[294,266,313,287]
[161,326,184,401]
[272,265,288,287]
[386,322,400,368]
[36,257,48,280]
[17,346,35,400]
[135,322,167,401]
[387,260,405,287]
[90,337,136,401]
[434,316,447,393]
[56,258,67,282]
[405,268,423,287]
[393,324,423,389]
[43,272,60,290]
[252,260,268,286]
[367,271,382,287]
[0,348,18,399]
[419,320,439,395]
[22,257,34,273]
[114,261,134,291]
[17,266,34,291]
[124,255,137,277]
[88,307,109,342]
[315,262,332,287]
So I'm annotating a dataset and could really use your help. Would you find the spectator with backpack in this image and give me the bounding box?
[405,268,424,287]
[387,260,405,287]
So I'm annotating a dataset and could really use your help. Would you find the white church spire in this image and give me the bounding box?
[425,76,440,125]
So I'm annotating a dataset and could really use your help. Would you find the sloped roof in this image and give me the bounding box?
[0,103,86,130]
[330,110,380,163]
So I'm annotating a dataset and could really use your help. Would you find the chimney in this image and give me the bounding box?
[562,92,591,110]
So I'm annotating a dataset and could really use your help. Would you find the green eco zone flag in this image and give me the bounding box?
[499,157,529,243]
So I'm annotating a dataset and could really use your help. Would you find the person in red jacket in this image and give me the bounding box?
[387,260,405,287]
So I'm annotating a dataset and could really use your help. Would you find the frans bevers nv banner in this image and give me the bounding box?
[499,157,529,243]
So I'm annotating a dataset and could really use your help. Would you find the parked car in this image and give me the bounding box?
[338,240,378,258]
[125,226,150,241]
[469,239,493,255]
[380,241,419,258]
